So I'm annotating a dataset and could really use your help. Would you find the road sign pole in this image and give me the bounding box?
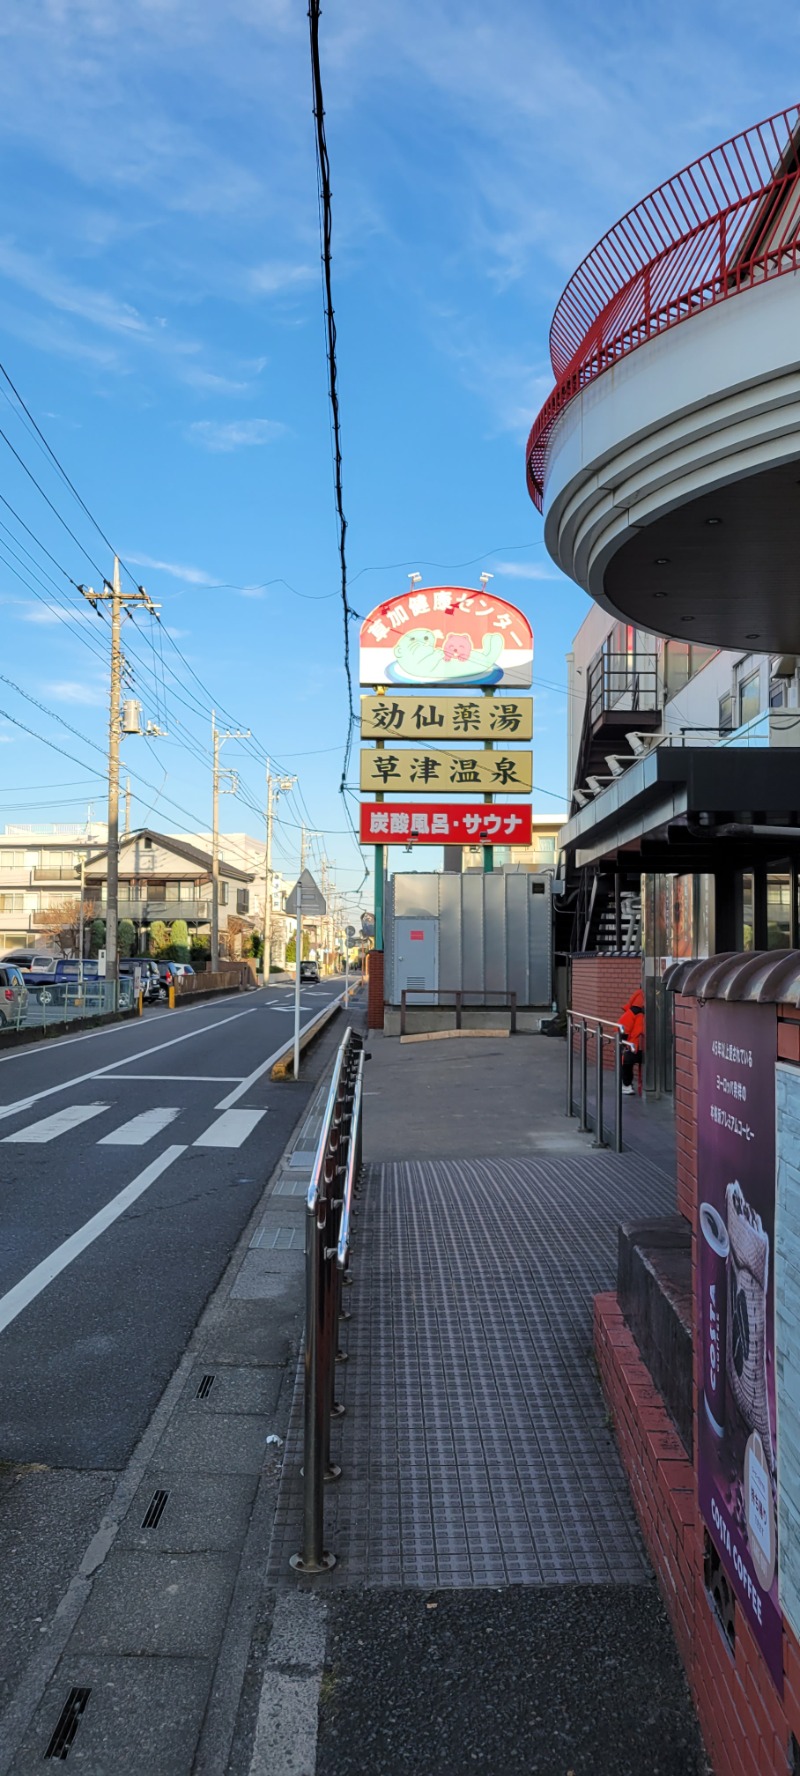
[294,906,302,1080]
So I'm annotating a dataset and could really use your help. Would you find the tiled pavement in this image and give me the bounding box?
[268,1148,676,1587]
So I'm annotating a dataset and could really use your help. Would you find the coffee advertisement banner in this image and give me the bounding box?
[696,998,782,1692]
[360,694,533,742]
[359,747,532,794]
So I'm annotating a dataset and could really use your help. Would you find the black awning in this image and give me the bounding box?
[560,746,800,870]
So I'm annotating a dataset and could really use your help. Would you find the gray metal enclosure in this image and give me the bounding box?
[384,872,553,1007]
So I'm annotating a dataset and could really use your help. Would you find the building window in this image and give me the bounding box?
[718,692,734,732]
[236,889,250,915]
[220,882,229,906]
[742,874,754,950]
[770,679,786,709]
[738,670,761,726]
[0,850,25,869]
[165,882,182,902]
[767,874,791,949]
[0,893,24,912]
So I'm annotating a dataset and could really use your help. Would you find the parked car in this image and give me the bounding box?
[0,963,28,1026]
[300,960,320,983]
[2,950,59,977]
[170,962,195,979]
[119,959,160,1003]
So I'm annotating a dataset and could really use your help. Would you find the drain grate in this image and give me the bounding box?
[141,1489,169,1530]
[44,1687,90,1760]
[196,1373,215,1400]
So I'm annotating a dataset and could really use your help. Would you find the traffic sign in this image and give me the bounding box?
[285,869,327,918]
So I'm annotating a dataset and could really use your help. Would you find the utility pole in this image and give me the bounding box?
[79,560,158,990]
[263,763,295,979]
[211,712,251,971]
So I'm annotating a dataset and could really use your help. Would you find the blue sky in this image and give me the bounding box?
[0,0,796,901]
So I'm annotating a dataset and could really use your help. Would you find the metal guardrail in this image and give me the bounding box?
[566,1011,624,1153]
[290,1026,365,1574]
[1,979,135,1034]
[400,988,517,1035]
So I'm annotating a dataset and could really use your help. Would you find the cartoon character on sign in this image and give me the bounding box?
[391,627,503,683]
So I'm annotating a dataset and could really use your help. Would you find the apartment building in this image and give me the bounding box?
[0,823,262,956]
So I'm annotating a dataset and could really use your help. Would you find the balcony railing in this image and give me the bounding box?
[527,105,800,510]
[587,652,659,728]
[111,899,211,920]
[32,867,82,882]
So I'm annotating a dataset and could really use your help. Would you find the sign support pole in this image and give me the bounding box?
[483,687,495,874]
[294,905,302,1080]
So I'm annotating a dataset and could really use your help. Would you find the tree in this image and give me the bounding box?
[149,919,169,955]
[118,919,135,958]
[224,915,246,960]
[190,940,209,967]
[285,931,311,964]
[90,917,106,957]
[249,932,262,961]
[169,918,190,962]
[36,897,95,957]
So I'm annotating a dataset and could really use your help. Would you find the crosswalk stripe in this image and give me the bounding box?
[193,1108,267,1149]
[98,1107,181,1146]
[2,1103,108,1144]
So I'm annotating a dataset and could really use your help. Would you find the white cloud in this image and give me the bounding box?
[44,680,106,707]
[126,553,218,587]
[491,560,560,581]
[249,261,316,296]
[16,602,93,625]
[185,418,286,452]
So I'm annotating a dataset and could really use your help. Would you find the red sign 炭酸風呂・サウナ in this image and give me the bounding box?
[359,803,533,845]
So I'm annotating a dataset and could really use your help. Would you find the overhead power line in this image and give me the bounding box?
[308,0,356,790]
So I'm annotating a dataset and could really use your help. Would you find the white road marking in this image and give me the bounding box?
[0,1005,260,1125]
[2,1102,109,1144]
[193,1108,267,1148]
[112,1074,243,1083]
[216,990,348,1110]
[0,987,273,1068]
[0,1145,186,1336]
[98,1107,181,1146]
[249,1594,327,1776]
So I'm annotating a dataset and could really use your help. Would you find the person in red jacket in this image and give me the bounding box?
[618,986,644,1094]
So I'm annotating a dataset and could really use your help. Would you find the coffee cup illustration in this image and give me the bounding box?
[700,1202,730,1436]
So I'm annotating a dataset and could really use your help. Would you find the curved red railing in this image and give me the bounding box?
[527,105,800,511]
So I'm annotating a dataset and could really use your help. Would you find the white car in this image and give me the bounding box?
[170,963,195,979]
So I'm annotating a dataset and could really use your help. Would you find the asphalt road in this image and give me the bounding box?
[0,977,347,1469]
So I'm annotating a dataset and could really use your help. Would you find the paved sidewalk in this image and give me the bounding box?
[261,1031,706,1775]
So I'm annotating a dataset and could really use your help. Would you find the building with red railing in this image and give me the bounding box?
[530,106,800,656]
[538,109,800,1776]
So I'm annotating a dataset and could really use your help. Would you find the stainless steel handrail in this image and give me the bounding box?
[291,1025,364,1575]
[566,1010,625,1153]
[337,1052,364,1271]
[306,1027,350,1213]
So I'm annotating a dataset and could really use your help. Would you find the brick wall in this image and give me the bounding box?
[570,954,642,1066]
[596,1294,798,1776]
[366,948,384,1030]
